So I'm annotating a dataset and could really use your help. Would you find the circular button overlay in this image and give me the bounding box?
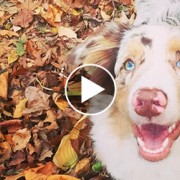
[65,64,116,115]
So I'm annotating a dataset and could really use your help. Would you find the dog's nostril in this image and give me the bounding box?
[153,100,160,106]
[137,99,144,106]
[132,88,168,118]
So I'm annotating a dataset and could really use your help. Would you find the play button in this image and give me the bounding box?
[81,76,105,103]
[65,64,116,115]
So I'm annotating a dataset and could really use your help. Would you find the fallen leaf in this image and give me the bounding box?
[0,30,19,37]
[26,40,41,59]
[74,158,90,176]
[53,93,69,111]
[39,143,53,161]
[39,4,61,26]
[53,134,78,171]
[0,71,8,99]
[9,150,25,166]
[119,0,133,5]
[12,128,31,152]
[13,9,33,28]
[47,175,80,180]
[4,171,24,180]
[53,115,87,170]
[24,170,48,180]
[43,110,59,131]
[0,141,12,163]
[24,162,58,180]
[62,0,87,9]
[58,26,77,39]
[13,98,28,118]
[19,0,43,11]
[33,162,58,175]
[0,120,22,134]
[15,38,26,56]
[54,0,80,16]
[8,49,19,64]
[23,86,50,114]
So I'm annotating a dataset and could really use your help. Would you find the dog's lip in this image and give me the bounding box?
[133,121,180,162]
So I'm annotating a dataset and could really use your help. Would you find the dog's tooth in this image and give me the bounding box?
[137,137,144,147]
[168,123,176,133]
[168,127,173,133]
[171,123,176,130]
[162,138,169,148]
[142,147,164,154]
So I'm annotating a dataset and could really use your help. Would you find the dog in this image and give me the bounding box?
[67,0,180,179]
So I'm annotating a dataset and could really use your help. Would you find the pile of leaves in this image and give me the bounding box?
[0,0,134,179]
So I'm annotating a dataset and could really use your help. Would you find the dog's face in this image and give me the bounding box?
[114,24,180,162]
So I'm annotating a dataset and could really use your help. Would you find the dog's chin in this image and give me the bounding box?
[132,121,180,162]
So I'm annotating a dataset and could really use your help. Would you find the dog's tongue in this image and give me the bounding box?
[141,124,168,149]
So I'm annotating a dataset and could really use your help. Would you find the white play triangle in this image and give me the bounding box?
[81,76,105,103]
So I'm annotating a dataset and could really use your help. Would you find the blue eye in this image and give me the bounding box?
[124,59,135,71]
[176,60,180,68]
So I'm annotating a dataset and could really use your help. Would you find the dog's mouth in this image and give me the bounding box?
[133,121,180,161]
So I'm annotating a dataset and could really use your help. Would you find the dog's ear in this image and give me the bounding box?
[66,21,131,94]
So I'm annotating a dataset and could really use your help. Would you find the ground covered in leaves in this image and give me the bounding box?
[0,0,133,179]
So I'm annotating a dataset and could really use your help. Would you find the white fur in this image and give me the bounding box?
[135,0,180,25]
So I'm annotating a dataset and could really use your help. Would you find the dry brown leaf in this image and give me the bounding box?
[13,98,27,118]
[47,175,80,180]
[39,143,53,161]
[24,162,58,180]
[4,171,24,180]
[0,71,8,99]
[26,40,41,59]
[74,158,90,176]
[24,170,48,180]
[38,4,62,26]
[12,128,31,152]
[54,0,80,16]
[0,141,12,163]
[0,119,22,134]
[23,86,50,114]
[70,115,87,140]
[0,30,19,37]
[53,93,69,111]
[18,0,43,11]
[58,26,77,39]
[62,0,87,9]
[43,110,59,131]
[13,9,33,28]
[119,0,133,5]
[9,150,25,166]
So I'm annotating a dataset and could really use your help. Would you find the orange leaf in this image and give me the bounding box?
[0,30,19,37]
[47,175,80,180]
[53,93,69,111]
[0,71,8,99]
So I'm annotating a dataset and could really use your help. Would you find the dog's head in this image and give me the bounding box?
[114,24,180,161]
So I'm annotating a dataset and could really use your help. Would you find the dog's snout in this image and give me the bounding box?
[132,88,168,118]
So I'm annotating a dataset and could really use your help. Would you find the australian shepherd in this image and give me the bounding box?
[67,0,180,179]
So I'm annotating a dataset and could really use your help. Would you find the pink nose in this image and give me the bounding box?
[132,89,168,118]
